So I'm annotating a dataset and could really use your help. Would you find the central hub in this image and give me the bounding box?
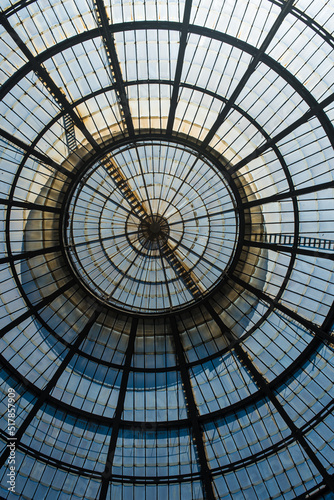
[139,214,169,249]
[64,138,239,313]
[149,221,162,237]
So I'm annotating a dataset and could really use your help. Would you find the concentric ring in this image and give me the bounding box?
[1,1,334,499]
[64,140,239,313]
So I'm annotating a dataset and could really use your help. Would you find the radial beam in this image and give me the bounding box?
[166,0,193,134]
[206,302,334,492]
[162,241,203,299]
[0,245,61,265]
[0,127,74,179]
[0,13,100,152]
[235,343,334,491]
[268,0,334,51]
[0,305,103,469]
[202,0,294,147]
[230,273,334,345]
[170,315,216,500]
[99,316,138,500]
[93,152,204,300]
[1,17,333,158]
[229,92,334,176]
[93,0,134,137]
[241,179,334,210]
[100,153,147,220]
[243,238,334,261]
[0,198,61,213]
[0,279,75,339]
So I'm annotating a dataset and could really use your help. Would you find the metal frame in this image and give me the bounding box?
[99,316,138,499]
[92,0,135,137]
[0,0,334,497]
[170,315,215,499]
[201,0,295,148]
[0,304,103,468]
[166,0,193,134]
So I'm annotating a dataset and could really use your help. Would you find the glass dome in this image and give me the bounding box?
[0,0,334,498]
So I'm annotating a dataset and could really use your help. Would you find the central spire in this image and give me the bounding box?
[139,214,170,248]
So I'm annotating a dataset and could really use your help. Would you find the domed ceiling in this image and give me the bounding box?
[0,0,334,498]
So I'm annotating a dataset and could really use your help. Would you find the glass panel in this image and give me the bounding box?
[0,1,334,499]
